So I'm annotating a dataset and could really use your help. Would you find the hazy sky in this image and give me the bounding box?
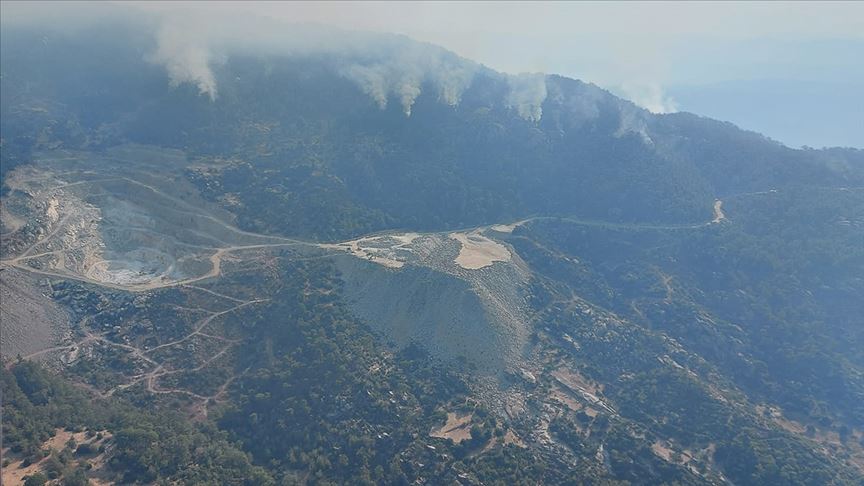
[124,1,863,82]
[5,1,863,147]
[130,1,864,147]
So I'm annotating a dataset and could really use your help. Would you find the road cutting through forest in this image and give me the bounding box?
[0,169,726,293]
[1,168,736,415]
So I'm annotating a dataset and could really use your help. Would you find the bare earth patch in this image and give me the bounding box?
[552,367,603,395]
[0,151,301,292]
[0,267,69,359]
[449,231,510,270]
[1,428,113,486]
[756,405,864,475]
[549,385,583,412]
[651,440,675,462]
[503,430,527,448]
[0,202,26,235]
[318,233,420,269]
[651,440,695,469]
[430,412,473,444]
[552,367,615,414]
[489,223,516,233]
[489,218,531,234]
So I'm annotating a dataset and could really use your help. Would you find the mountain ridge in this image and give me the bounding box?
[2,16,864,485]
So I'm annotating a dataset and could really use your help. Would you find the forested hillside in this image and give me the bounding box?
[2,14,863,485]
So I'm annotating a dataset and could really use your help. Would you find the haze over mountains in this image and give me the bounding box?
[667,77,863,150]
[2,4,863,485]
[124,1,864,149]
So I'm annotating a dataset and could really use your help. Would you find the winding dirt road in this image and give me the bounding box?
[2,169,733,409]
[2,168,731,293]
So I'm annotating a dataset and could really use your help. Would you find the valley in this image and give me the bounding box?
[2,16,863,482]
[8,147,859,484]
[1,146,733,379]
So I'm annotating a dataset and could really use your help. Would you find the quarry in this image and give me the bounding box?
[1,145,534,375]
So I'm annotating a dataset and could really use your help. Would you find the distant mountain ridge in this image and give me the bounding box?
[3,15,864,486]
[2,21,862,241]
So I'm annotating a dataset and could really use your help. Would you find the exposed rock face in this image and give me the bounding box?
[332,231,532,373]
[0,267,70,359]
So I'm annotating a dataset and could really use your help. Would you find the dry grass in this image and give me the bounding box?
[430,412,473,443]
[549,386,582,412]
[651,441,675,462]
[1,428,112,486]
[503,430,527,448]
[552,367,603,395]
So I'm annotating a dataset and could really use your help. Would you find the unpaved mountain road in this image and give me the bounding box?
[2,241,306,292]
[2,193,730,293]
[1,162,735,413]
[14,287,268,415]
[143,298,268,354]
[15,214,73,259]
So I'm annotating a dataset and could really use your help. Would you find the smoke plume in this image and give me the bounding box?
[143,10,480,114]
[339,42,477,115]
[620,82,678,114]
[506,73,548,122]
[149,18,219,100]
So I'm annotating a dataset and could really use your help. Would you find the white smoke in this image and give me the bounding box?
[339,41,478,116]
[148,18,218,101]
[340,61,424,116]
[616,101,654,145]
[506,73,547,122]
[432,61,476,107]
[342,64,390,109]
[545,78,605,128]
[339,63,425,116]
[145,10,480,114]
[398,80,422,116]
[620,82,678,114]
